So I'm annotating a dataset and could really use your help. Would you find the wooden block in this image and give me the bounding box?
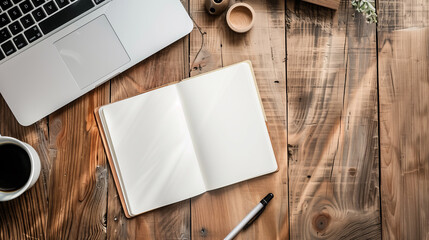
[287,0,380,239]
[302,0,340,10]
[190,0,287,239]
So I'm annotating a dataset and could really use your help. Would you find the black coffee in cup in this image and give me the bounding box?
[0,143,31,192]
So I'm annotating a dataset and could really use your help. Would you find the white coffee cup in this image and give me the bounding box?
[0,135,41,201]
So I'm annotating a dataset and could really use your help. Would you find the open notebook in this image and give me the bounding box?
[95,61,278,217]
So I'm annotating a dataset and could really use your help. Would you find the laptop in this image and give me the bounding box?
[0,0,193,126]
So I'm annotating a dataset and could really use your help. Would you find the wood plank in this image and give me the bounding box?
[378,0,429,238]
[0,102,49,239]
[106,20,191,240]
[0,79,110,239]
[45,85,110,239]
[287,0,380,239]
[302,0,341,10]
[189,0,287,239]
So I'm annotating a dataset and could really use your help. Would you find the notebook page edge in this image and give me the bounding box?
[98,107,134,216]
[206,164,278,191]
[245,60,267,122]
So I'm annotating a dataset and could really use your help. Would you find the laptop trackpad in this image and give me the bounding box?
[55,15,130,89]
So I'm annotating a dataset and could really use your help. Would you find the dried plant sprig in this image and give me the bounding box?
[351,0,377,23]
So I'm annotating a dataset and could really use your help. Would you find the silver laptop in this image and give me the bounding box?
[0,0,193,126]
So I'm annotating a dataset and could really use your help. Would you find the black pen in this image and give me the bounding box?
[224,193,274,240]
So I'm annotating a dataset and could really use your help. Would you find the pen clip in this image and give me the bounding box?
[243,206,265,230]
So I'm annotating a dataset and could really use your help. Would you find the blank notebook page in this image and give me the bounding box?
[100,85,206,216]
[177,62,278,190]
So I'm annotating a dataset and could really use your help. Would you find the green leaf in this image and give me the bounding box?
[351,0,377,24]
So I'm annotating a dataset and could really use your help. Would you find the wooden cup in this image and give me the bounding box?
[226,3,255,33]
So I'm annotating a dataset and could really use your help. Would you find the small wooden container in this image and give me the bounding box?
[205,0,229,15]
[226,3,255,33]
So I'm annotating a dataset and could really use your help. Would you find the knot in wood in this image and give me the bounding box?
[313,213,331,232]
[348,167,357,176]
[200,228,208,237]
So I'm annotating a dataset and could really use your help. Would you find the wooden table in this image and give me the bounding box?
[1,0,428,239]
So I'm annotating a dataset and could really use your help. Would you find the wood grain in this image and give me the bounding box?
[302,0,341,10]
[0,100,49,239]
[378,0,429,238]
[287,0,380,239]
[189,0,287,239]
[45,84,110,239]
[106,35,191,239]
[0,80,110,240]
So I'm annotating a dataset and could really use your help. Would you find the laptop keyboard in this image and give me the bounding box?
[0,0,106,61]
